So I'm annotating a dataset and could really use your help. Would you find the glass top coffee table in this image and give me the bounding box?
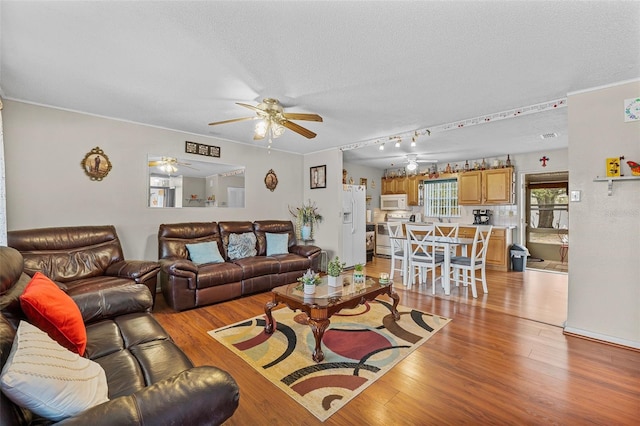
[264,274,400,362]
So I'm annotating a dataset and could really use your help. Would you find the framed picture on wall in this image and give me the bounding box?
[310,165,326,189]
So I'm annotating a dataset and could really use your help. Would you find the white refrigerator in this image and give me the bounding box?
[341,184,367,268]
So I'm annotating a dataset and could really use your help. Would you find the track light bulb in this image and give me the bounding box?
[379,143,385,151]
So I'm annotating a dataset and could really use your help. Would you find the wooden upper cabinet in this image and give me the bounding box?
[458,171,483,204]
[484,168,514,204]
[381,176,409,195]
[407,175,420,205]
[458,168,514,205]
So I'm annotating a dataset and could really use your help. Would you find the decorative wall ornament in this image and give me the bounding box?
[310,165,326,189]
[624,97,640,122]
[539,156,549,167]
[264,169,278,191]
[185,141,221,158]
[81,147,112,181]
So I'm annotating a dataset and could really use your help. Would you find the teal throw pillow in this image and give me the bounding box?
[186,241,225,264]
[266,232,289,256]
[227,232,257,260]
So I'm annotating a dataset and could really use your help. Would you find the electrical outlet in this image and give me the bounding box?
[570,190,581,202]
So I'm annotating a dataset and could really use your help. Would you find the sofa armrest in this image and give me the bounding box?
[56,366,239,426]
[105,260,160,283]
[159,258,198,278]
[290,244,321,257]
[70,283,153,324]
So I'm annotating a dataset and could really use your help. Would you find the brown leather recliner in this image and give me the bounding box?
[158,220,321,311]
[7,225,161,306]
[0,246,240,426]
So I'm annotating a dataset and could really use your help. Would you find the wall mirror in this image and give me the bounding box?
[148,155,245,208]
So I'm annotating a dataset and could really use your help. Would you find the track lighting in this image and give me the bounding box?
[379,143,385,151]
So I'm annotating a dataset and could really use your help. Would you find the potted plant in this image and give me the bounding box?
[327,256,346,287]
[353,263,365,283]
[289,200,323,241]
[298,268,321,294]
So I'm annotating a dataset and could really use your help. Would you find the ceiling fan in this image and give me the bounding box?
[148,157,196,174]
[386,154,437,171]
[208,98,323,140]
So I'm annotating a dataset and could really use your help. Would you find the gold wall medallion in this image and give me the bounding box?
[81,146,112,181]
[264,169,278,191]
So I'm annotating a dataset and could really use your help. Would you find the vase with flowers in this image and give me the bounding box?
[327,256,346,287]
[298,268,321,294]
[289,200,323,241]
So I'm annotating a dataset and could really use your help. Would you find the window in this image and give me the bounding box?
[423,179,460,218]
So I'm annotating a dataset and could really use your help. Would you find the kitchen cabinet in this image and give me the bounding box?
[458,226,512,271]
[458,168,514,205]
[407,175,421,205]
[381,176,408,195]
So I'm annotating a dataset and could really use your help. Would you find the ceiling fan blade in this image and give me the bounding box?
[236,102,266,114]
[282,112,323,122]
[148,161,165,167]
[208,116,255,126]
[282,120,317,139]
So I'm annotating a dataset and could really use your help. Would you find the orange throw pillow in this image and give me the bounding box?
[19,272,87,356]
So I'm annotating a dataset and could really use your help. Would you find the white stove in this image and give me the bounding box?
[375,212,413,256]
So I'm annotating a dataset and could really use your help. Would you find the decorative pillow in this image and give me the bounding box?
[186,241,225,264]
[227,232,257,260]
[19,272,87,356]
[0,321,109,421]
[266,232,289,256]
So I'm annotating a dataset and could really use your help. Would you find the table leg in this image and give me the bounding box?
[388,289,401,321]
[307,317,330,362]
[443,248,451,295]
[264,300,279,334]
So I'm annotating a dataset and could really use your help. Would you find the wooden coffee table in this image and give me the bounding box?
[264,274,400,362]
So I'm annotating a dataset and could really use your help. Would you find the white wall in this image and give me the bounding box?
[3,100,305,260]
[343,161,382,210]
[302,149,343,262]
[565,80,640,348]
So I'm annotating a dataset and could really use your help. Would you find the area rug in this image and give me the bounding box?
[208,299,451,421]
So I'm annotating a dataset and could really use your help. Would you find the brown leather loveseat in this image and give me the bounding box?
[158,220,321,311]
[7,225,161,306]
[0,246,239,425]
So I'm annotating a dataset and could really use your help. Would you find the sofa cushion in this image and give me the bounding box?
[272,253,312,273]
[227,232,257,260]
[0,321,109,422]
[196,263,243,289]
[186,242,225,265]
[266,232,289,256]
[232,256,280,278]
[19,272,87,355]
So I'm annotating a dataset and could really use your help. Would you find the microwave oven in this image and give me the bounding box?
[380,194,408,210]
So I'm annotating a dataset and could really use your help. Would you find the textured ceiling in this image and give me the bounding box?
[1,1,638,170]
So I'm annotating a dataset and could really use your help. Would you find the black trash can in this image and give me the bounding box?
[510,244,528,272]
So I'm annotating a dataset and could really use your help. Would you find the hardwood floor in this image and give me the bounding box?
[153,257,639,425]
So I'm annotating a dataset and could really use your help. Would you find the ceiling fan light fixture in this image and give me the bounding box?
[255,119,268,138]
[407,161,418,171]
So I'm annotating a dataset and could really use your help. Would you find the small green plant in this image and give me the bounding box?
[297,268,321,286]
[354,263,364,272]
[327,256,346,277]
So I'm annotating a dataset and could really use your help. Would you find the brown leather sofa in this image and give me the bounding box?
[7,225,161,306]
[158,220,321,311]
[0,246,239,425]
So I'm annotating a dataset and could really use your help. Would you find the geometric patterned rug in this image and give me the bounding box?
[208,299,451,421]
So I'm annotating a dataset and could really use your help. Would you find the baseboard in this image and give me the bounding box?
[563,326,640,351]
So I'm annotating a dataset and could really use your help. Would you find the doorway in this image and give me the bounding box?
[524,171,569,272]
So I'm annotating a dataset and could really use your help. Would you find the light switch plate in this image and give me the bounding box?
[570,190,581,202]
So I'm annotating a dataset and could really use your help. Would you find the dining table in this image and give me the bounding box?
[391,225,475,294]
[424,235,474,294]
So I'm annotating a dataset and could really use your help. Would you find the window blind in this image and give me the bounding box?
[423,179,460,217]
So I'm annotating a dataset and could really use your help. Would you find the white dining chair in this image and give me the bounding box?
[433,222,460,257]
[405,224,444,294]
[386,222,407,285]
[449,225,492,298]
